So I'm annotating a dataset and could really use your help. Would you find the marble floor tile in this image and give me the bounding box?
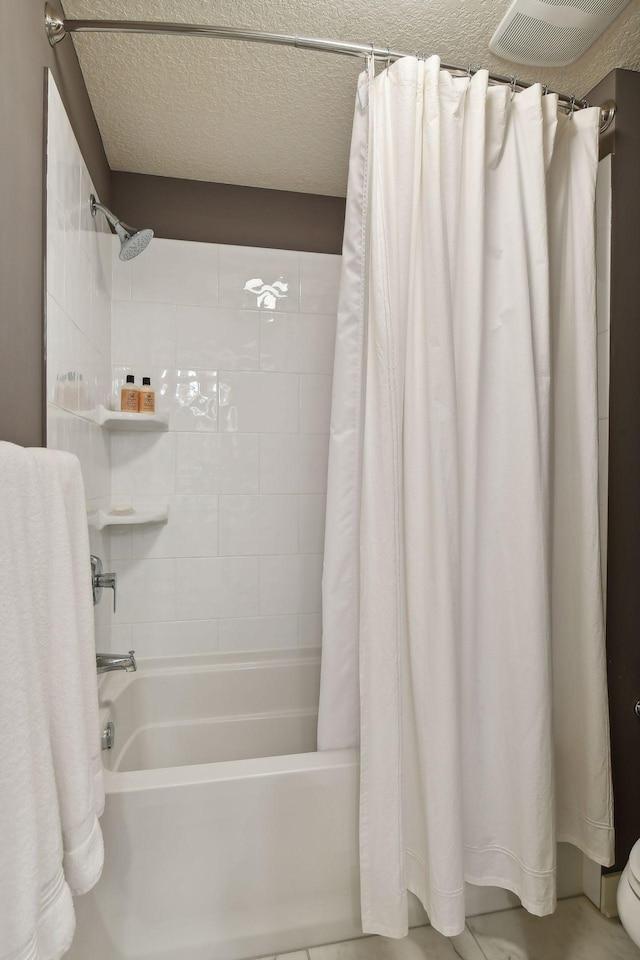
[308,925,485,960]
[468,895,640,959]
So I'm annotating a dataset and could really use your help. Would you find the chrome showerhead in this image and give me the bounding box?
[89,195,154,261]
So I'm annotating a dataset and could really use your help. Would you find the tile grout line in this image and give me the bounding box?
[462,923,491,960]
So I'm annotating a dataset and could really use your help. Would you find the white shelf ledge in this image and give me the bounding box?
[92,405,168,431]
[93,504,169,531]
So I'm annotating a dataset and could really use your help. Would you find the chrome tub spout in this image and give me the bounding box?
[96,650,137,674]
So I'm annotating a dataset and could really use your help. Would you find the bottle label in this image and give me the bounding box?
[139,391,155,413]
[121,389,138,412]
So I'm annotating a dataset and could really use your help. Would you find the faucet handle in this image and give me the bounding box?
[99,572,117,612]
[90,555,117,612]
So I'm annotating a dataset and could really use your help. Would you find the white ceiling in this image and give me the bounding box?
[64,0,640,197]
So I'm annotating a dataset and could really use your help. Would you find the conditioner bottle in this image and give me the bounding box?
[138,376,155,414]
[120,374,138,412]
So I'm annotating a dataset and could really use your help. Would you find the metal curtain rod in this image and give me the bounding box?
[44,3,616,134]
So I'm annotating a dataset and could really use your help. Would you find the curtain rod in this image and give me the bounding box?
[43,3,616,134]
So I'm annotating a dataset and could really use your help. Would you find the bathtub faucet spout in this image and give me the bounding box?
[96,650,137,674]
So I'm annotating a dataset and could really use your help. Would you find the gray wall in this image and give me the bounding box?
[0,0,111,447]
[112,173,345,256]
[587,68,640,873]
[0,3,346,448]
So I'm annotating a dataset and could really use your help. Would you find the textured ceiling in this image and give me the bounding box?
[63,0,640,196]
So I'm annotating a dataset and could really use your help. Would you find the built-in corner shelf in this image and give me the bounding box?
[91,504,169,531]
[91,405,168,432]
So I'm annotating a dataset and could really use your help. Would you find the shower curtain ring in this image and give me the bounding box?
[510,75,518,100]
[542,84,549,97]
[386,44,392,69]
[568,95,576,118]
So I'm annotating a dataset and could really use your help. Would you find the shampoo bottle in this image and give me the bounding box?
[138,376,155,414]
[121,374,138,412]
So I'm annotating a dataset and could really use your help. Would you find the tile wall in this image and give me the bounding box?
[44,77,609,670]
[45,72,113,652]
[108,238,340,656]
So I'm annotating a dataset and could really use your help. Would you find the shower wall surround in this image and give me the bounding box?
[46,74,113,653]
[109,239,340,656]
[45,73,608,682]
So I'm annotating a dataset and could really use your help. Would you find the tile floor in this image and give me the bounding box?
[262,897,640,960]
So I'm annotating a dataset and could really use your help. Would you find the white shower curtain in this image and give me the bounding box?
[318,56,614,938]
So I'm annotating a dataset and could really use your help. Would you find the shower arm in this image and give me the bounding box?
[44,3,616,134]
[90,197,120,231]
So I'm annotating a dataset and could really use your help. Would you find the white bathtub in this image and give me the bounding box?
[66,647,586,960]
[66,648,363,960]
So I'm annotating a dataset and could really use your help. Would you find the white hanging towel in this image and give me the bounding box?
[0,443,104,960]
[319,56,614,937]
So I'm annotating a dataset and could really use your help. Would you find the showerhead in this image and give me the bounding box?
[89,194,153,261]
[116,224,154,261]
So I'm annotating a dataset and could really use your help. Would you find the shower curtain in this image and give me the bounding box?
[318,56,614,939]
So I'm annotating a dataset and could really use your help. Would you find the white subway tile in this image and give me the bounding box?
[158,368,218,432]
[299,495,326,553]
[176,305,259,371]
[219,372,298,433]
[47,196,66,309]
[95,622,117,655]
[299,252,341,315]
[219,495,298,556]
[130,619,219,657]
[177,433,259,495]
[111,432,177,498]
[260,313,336,374]
[64,230,93,336]
[90,422,110,501]
[130,238,219,306]
[78,166,98,257]
[260,435,329,494]
[109,526,133,560]
[46,403,67,451]
[57,116,82,231]
[219,245,299,312]
[299,613,322,647]
[176,557,259,620]
[111,300,176,367]
[218,615,298,651]
[299,375,332,433]
[260,554,323,616]
[131,495,219,559]
[46,82,67,207]
[46,296,71,406]
[111,243,132,301]
[112,558,177,624]
[108,624,133,655]
[71,415,94,497]
[91,272,112,361]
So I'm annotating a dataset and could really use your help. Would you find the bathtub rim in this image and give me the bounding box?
[103,747,358,793]
[98,645,354,793]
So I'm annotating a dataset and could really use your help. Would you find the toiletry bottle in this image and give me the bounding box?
[138,376,155,414]
[121,374,138,412]
[78,373,88,411]
[65,371,77,410]
[54,373,66,407]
